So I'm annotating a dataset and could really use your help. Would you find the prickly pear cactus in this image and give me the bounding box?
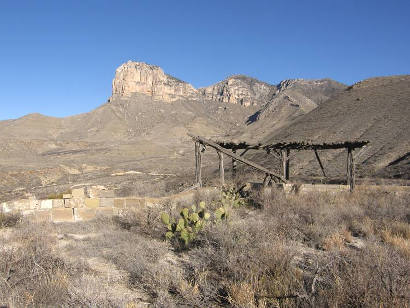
[221,186,247,208]
[160,202,211,248]
[215,207,227,220]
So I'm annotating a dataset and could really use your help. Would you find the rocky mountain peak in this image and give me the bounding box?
[199,75,276,107]
[277,79,304,92]
[111,61,198,102]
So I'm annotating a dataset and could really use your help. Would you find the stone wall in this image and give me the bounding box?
[1,187,218,223]
[2,185,409,223]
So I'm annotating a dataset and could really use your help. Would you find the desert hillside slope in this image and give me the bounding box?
[239,78,346,139]
[262,75,410,179]
[0,62,406,202]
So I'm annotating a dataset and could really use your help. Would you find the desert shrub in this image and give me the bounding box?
[0,222,85,307]
[113,207,164,239]
[185,213,307,307]
[0,212,21,228]
[315,245,409,307]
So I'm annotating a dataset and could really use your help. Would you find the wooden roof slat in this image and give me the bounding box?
[214,139,369,151]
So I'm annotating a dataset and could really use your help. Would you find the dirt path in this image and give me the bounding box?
[57,232,152,307]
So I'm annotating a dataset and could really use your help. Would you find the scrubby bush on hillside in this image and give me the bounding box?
[0,212,21,228]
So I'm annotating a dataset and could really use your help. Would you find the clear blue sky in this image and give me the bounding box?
[0,0,409,120]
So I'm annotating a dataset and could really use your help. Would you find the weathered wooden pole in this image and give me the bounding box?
[195,141,199,184]
[198,144,203,187]
[232,149,237,180]
[347,147,355,192]
[314,149,327,177]
[217,151,224,186]
[281,149,290,181]
[195,141,203,187]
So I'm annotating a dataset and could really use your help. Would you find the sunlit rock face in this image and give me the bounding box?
[112,61,199,102]
[199,75,275,106]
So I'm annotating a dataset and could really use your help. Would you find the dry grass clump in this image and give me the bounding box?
[0,221,83,307]
[381,221,410,257]
[113,206,164,238]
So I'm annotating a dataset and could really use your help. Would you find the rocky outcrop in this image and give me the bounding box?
[275,78,346,104]
[111,62,345,111]
[111,62,277,106]
[199,75,276,106]
[112,61,198,102]
[253,78,346,121]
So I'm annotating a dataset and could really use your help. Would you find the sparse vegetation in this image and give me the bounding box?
[1,189,409,307]
[0,212,21,228]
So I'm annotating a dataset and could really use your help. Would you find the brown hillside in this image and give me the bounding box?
[263,75,410,179]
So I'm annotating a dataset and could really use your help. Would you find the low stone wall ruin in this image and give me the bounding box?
[2,184,409,223]
[1,187,215,223]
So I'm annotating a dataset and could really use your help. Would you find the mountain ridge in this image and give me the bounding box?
[0,61,407,202]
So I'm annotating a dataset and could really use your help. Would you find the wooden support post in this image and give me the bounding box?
[198,144,203,188]
[232,149,237,180]
[314,149,327,177]
[347,147,355,192]
[281,149,290,181]
[217,151,224,187]
[195,141,203,187]
[195,141,199,184]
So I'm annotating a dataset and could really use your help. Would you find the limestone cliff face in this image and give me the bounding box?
[199,75,276,106]
[112,61,198,102]
[111,62,344,111]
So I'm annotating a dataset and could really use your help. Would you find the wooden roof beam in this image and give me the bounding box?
[188,134,287,183]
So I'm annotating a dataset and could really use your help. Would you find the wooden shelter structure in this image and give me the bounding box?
[188,134,369,192]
